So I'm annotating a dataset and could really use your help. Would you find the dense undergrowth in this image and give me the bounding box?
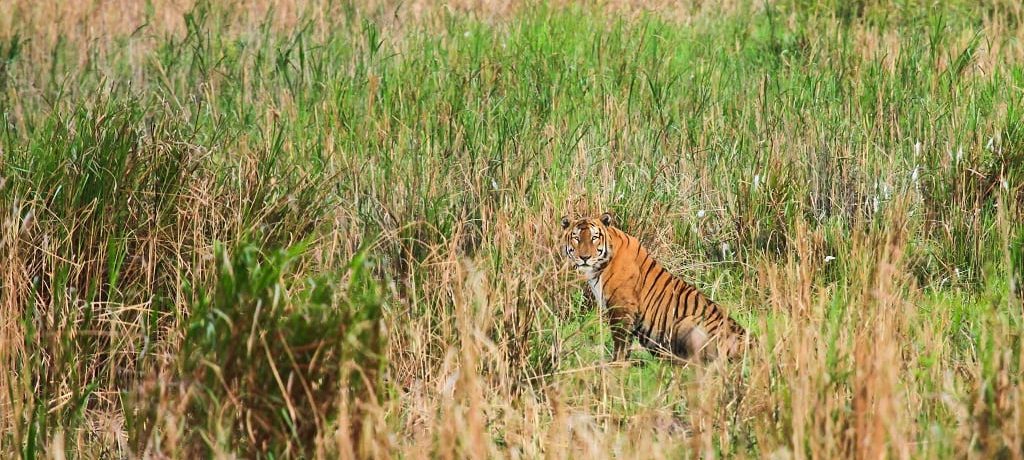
[1,0,1022,457]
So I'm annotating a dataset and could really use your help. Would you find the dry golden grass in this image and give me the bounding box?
[1,0,1022,458]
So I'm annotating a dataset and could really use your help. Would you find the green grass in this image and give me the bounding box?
[1,0,1022,457]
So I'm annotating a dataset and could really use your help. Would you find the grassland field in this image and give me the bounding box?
[1,0,1023,458]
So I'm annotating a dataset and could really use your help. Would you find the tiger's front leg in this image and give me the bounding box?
[607,304,635,362]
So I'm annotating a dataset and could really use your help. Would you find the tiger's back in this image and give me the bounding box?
[562,213,746,361]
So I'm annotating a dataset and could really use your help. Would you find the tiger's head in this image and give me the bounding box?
[560,213,615,274]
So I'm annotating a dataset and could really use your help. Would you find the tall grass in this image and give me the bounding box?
[1,0,1022,457]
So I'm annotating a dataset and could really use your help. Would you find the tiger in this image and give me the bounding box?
[560,212,747,362]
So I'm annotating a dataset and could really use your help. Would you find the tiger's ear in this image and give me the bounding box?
[560,216,571,229]
[600,212,613,226]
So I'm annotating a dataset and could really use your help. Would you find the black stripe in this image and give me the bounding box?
[730,318,745,335]
[639,254,655,287]
[705,322,720,337]
[693,292,707,318]
[651,277,673,310]
[605,283,622,302]
[634,292,654,340]
[641,285,663,328]
[705,307,721,324]
[666,293,681,343]
[657,279,680,341]
[618,229,630,252]
[669,316,689,337]
[672,284,691,321]
[684,288,700,317]
[641,269,668,306]
[705,316,724,335]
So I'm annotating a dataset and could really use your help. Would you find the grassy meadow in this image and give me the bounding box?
[1,0,1023,457]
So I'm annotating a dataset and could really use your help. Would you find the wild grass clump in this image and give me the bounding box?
[1,0,1022,458]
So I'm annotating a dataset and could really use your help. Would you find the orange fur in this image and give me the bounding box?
[561,213,747,361]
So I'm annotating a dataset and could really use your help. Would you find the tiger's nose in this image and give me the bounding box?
[579,255,591,262]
